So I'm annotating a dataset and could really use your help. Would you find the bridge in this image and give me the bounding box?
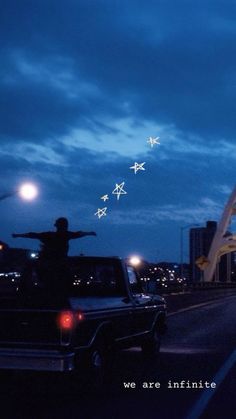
[203,185,236,282]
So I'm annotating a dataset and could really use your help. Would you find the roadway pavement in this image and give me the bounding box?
[0,294,236,419]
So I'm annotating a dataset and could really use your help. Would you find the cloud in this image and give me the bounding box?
[1,0,236,145]
[106,197,223,226]
[0,141,67,166]
[59,117,165,158]
[3,51,101,102]
[214,184,233,196]
[58,117,236,165]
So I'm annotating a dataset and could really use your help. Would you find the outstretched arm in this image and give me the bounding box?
[12,233,40,239]
[70,231,97,239]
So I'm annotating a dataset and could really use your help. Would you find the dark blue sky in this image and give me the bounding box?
[1,0,236,262]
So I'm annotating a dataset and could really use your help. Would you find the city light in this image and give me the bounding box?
[30,252,38,259]
[18,183,38,201]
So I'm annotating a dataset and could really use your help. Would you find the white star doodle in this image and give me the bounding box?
[112,182,127,201]
[130,162,146,174]
[95,207,107,219]
[101,194,109,202]
[147,136,160,148]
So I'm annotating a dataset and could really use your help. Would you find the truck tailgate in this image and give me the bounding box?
[0,309,61,345]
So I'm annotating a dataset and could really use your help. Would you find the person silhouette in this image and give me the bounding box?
[12,218,97,295]
[12,217,97,261]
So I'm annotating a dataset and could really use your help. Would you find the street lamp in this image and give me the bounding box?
[129,256,142,267]
[0,182,39,202]
[18,183,38,201]
[180,224,200,279]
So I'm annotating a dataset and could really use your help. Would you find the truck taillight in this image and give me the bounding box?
[58,310,84,330]
[58,311,74,330]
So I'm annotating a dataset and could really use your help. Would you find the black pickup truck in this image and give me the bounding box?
[0,256,166,384]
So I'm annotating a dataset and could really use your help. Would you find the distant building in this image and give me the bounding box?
[231,253,236,282]
[189,221,233,282]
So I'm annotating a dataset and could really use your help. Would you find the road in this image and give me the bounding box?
[0,295,236,419]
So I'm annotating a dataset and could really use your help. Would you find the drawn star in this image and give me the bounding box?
[112,182,127,201]
[130,162,146,174]
[101,194,109,202]
[95,207,107,219]
[147,136,160,148]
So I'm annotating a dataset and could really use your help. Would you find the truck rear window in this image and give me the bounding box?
[68,258,125,297]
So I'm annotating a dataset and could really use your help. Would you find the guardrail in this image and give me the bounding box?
[188,282,236,291]
[144,281,236,295]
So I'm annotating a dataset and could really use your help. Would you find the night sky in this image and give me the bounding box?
[1,0,236,262]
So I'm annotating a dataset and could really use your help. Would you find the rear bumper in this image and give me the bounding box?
[0,348,75,372]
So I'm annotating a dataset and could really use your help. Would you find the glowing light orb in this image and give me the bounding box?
[129,256,142,266]
[18,183,38,200]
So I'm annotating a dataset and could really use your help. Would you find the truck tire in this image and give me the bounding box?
[141,328,161,358]
[89,338,113,389]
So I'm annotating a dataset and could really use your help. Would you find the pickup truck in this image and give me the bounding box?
[0,256,166,385]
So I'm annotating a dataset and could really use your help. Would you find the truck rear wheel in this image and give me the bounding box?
[141,328,161,358]
[89,338,113,389]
